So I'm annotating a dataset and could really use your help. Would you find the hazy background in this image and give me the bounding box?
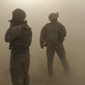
[0,0,85,85]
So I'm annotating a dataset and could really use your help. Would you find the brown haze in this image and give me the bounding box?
[0,0,85,85]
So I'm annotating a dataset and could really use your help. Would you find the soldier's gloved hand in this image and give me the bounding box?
[41,44,44,49]
[43,42,47,47]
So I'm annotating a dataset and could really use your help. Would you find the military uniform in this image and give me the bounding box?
[40,13,69,76]
[5,9,32,85]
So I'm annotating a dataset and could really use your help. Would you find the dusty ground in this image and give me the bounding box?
[0,47,85,85]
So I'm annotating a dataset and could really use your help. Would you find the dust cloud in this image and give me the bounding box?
[0,0,85,85]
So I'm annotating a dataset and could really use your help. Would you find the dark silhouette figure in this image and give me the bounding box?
[5,8,32,85]
[40,12,69,77]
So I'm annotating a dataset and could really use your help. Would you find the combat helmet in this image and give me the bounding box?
[12,8,26,22]
[48,12,59,21]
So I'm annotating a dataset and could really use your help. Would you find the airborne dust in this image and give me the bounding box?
[0,0,85,85]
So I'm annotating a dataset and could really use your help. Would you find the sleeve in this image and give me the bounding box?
[59,23,67,42]
[28,27,32,47]
[5,26,22,42]
[40,25,47,48]
[61,24,67,37]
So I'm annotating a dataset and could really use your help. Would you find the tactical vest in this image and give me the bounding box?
[9,24,31,50]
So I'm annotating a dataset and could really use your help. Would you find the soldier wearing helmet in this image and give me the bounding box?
[40,12,69,77]
[48,12,59,21]
[5,8,32,85]
[11,8,26,22]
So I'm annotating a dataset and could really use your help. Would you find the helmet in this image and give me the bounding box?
[48,12,59,21]
[12,8,26,22]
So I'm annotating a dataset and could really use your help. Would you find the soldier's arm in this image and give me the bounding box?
[28,27,32,47]
[5,26,21,42]
[58,22,67,42]
[40,25,46,48]
[60,24,67,37]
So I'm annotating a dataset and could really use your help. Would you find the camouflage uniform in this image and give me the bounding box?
[5,9,32,85]
[40,13,69,76]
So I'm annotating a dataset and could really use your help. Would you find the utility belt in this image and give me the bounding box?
[10,47,29,55]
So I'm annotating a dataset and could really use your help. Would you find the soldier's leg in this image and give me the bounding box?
[46,46,55,76]
[24,74,30,85]
[10,53,24,85]
[56,43,69,73]
[23,53,30,85]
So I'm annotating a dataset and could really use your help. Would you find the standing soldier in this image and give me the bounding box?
[5,8,32,85]
[40,12,69,77]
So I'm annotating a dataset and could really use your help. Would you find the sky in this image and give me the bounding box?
[0,0,85,85]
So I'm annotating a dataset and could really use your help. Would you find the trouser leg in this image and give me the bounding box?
[10,55,24,85]
[10,52,30,85]
[24,74,30,85]
[56,43,69,73]
[11,78,23,85]
[23,55,30,85]
[46,46,55,76]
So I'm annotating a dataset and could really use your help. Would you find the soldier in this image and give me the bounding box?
[40,12,69,77]
[5,8,32,85]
